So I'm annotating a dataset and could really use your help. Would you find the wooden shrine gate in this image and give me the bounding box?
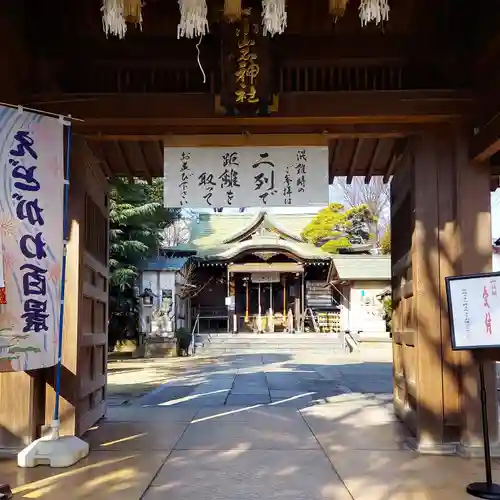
[1,0,500,456]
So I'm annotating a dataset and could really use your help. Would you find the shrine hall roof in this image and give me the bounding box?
[194,234,331,261]
[182,211,317,249]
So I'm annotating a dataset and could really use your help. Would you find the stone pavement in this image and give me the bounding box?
[3,350,500,499]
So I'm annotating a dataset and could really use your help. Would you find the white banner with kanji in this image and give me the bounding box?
[0,106,64,371]
[164,146,329,208]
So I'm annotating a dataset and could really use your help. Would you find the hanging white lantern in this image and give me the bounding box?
[224,0,242,22]
[358,0,390,26]
[329,0,349,21]
[262,0,287,37]
[101,0,127,39]
[123,0,143,28]
[177,0,209,39]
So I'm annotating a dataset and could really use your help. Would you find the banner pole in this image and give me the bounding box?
[51,122,72,434]
[0,102,83,122]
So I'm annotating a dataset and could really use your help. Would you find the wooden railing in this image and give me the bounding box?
[55,58,451,94]
[60,60,215,94]
[279,60,404,92]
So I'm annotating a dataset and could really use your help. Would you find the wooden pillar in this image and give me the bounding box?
[395,125,497,454]
[454,127,497,455]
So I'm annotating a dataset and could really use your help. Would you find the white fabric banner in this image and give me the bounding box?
[164,146,329,208]
[0,106,64,371]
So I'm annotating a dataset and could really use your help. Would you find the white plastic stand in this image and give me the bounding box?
[17,420,89,468]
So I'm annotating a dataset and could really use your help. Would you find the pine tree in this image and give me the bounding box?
[301,203,375,254]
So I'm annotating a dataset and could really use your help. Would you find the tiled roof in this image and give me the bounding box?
[140,256,189,271]
[331,254,391,281]
[195,234,332,261]
[184,211,318,249]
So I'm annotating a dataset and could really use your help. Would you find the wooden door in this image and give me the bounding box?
[78,147,109,435]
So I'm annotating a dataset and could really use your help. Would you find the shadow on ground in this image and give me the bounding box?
[3,352,496,500]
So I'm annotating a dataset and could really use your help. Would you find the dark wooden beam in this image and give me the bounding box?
[383,138,410,183]
[347,139,364,184]
[140,140,164,179]
[108,141,134,182]
[470,112,500,163]
[328,140,339,184]
[86,140,114,179]
[121,140,153,184]
[364,139,383,184]
[27,90,474,138]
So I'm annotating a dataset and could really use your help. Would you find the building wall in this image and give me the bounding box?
[493,251,500,271]
[342,280,389,337]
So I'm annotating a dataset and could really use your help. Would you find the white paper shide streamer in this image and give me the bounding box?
[177,0,209,39]
[101,0,127,38]
[261,0,287,37]
[358,0,390,26]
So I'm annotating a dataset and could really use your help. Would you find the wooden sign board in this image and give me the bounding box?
[446,271,500,350]
[252,272,280,283]
[220,7,274,116]
[164,146,329,208]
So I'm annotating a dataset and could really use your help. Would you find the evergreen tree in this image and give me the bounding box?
[108,177,180,346]
[301,203,375,254]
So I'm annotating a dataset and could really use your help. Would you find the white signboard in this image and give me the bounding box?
[446,272,500,350]
[0,106,64,371]
[251,272,280,283]
[164,146,329,208]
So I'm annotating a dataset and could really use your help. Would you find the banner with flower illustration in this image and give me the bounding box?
[0,106,64,371]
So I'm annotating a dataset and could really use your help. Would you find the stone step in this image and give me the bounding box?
[196,337,343,343]
[196,333,342,338]
[195,335,343,343]
[196,344,343,351]
[194,347,347,356]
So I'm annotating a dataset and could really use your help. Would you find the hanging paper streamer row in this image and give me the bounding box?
[101,0,143,39]
[101,0,390,39]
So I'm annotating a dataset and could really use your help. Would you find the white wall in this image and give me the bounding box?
[343,280,389,338]
[493,252,500,272]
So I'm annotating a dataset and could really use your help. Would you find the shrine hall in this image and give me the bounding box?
[0,0,500,462]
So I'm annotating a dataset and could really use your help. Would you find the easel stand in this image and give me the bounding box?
[466,359,500,499]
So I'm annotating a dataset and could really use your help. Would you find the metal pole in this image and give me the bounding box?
[226,265,230,333]
[301,271,306,332]
[465,359,500,499]
[258,282,261,333]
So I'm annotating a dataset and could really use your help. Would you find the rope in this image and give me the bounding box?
[196,36,207,84]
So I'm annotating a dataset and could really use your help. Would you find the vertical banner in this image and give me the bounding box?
[0,106,64,371]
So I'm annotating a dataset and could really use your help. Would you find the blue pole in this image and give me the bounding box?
[53,124,72,423]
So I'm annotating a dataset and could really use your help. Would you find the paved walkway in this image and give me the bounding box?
[3,351,500,499]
